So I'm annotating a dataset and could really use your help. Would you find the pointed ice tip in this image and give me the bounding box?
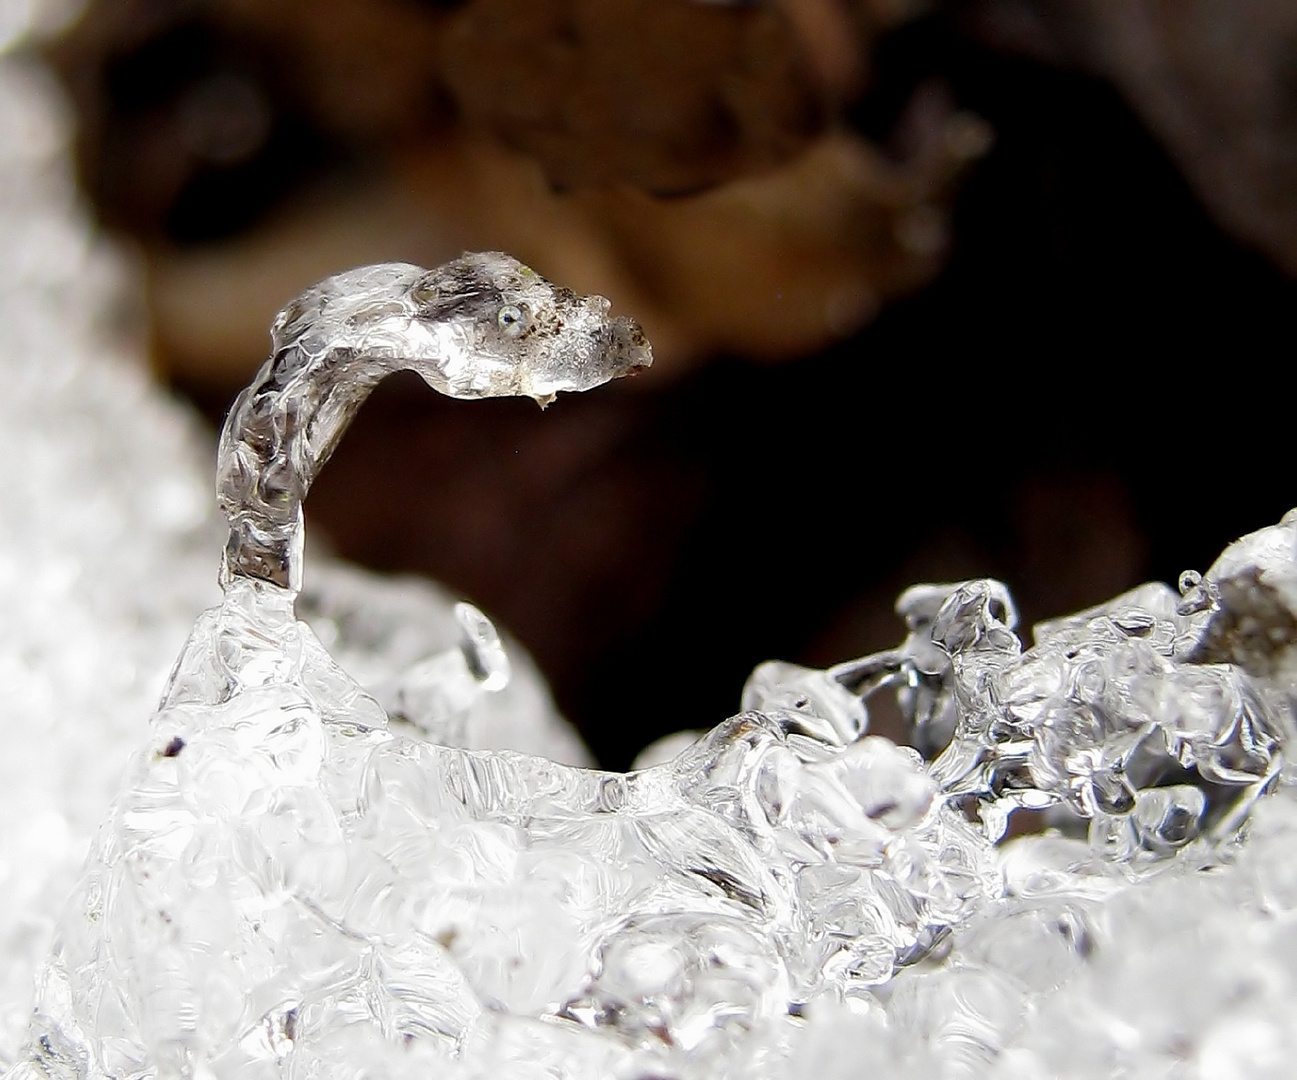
[609,314,653,377]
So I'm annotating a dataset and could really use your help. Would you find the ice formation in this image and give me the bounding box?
[7,217,1297,1079]
[0,25,585,1073]
[0,45,219,1065]
[5,8,1297,1080]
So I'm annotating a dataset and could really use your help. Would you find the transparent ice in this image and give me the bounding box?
[0,27,586,1073]
[5,12,1297,1079]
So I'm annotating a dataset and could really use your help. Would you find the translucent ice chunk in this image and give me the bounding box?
[741,660,868,745]
[217,255,650,592]
[8,67,1297,1074]
[298,561,590,765]
[8,252,1007,1078]
[19,596,1004,1076]
[821,517,1296,848]
[1180,512,1297,691]
[0,52,600,1070]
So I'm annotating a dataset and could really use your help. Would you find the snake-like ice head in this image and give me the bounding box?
[270,252,652,407]
[222,252,652,591]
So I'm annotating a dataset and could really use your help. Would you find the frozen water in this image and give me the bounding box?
[6,9,1297,1078]
[6,237,996,1076]
[18,497,1297,1079]
[10,225,1297,1080]
[216,256,650,592]
[0,46,221,1067]
[297,561,591,767]
[13,587,1000,1078]
[0,34,589,1072]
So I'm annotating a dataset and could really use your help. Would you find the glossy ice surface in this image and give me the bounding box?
[5,9,1297,1077]
[0,49,221,1067]
[217,256,650,592]
[11,242,1297,1079]
[0,34,586,1074]
[15,490,1297,1079]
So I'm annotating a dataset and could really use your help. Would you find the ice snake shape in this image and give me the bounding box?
[215,253,652,593]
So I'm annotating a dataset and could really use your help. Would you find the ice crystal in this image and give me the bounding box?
[15,583,1001,1078]
[0,39,586,1073]
[0,50,220,1067]
[10,231,1297,1080]
[5,12,1297,1079]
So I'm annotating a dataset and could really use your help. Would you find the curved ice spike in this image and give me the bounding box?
[216,254,652,593]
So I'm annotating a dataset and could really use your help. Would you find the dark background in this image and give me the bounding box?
[45,1,1297,767]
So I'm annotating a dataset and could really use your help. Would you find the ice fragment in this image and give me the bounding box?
[0,41,594,1071]
[6,29,1297,1073]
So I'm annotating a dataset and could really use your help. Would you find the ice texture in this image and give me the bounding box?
[217,256,650,592]
[18,495,1297,1079]
[296,562,591,767]
[11,213,1297,1080]
[20,578,998,1078]
[0,48,222,1067]
[9,238,999,1077]
[7,8,1297,1076]
[0,34,589,1072]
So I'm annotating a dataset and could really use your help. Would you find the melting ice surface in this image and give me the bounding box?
[4,13,1297,1080]
[0,26,583,1074]
[13,507,1297,1080]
